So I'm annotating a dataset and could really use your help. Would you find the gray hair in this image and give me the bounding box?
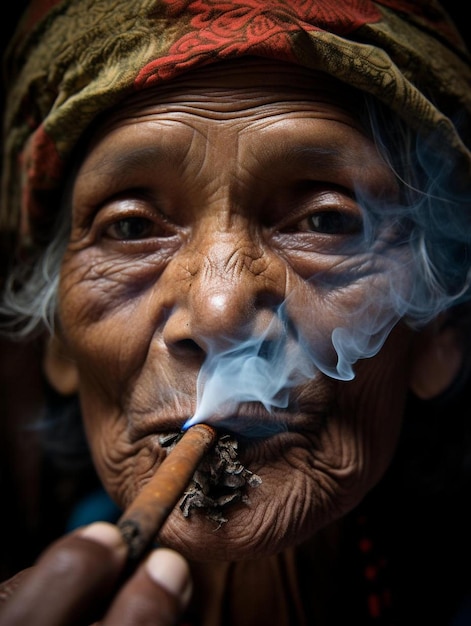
[0,209,70,338]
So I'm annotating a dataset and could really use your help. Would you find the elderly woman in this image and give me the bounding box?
[1,0,471,624]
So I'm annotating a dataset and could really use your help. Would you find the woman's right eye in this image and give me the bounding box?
[104,216,157,240]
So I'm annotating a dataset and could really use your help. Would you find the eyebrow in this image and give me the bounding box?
[253,143,373,182]
[256,141,398,198]
[81,145,179,182]
[267,143,364,167]
[283,145,356,169]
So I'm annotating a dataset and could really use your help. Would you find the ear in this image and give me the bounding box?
[43,334,79,396]
[409,317,464,400]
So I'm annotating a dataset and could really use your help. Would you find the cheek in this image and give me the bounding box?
[80,399,167,509]
[58,257,155,394]
[286,263,409,380]
[79,401,132,501]
[293,324,412,519]
[328,324,413,485]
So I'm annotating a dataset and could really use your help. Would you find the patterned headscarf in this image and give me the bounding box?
[2,0,471,245]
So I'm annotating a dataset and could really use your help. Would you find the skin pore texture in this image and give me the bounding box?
[51,58,446,562]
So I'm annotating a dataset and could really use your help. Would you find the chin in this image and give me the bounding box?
[155,473,339,562]
[158,505,283,562]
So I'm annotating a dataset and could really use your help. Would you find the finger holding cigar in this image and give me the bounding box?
[0,522,194,626]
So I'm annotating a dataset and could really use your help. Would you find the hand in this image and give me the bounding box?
[0,522,192,625]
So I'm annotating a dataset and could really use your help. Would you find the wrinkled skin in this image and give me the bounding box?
[57,58,420,562]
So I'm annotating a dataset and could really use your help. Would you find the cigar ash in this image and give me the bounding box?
[159,431,262,527]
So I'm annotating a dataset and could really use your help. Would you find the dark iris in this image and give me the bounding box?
[112,217,153,239]
[308,211,363,235]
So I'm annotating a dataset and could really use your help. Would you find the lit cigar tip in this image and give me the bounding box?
[186,422,218,440]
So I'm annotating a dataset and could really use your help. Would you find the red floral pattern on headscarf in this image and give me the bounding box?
[135,0,381,86]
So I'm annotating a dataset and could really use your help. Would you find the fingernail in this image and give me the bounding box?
[78,522,127,554]
[146,548,192,607]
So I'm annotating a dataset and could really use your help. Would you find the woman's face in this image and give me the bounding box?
[58,59,417,560]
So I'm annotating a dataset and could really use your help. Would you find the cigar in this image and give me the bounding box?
[117,423,217,561]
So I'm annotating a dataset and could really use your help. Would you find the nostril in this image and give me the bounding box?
[174,338,205,355]
[254,290,285,311]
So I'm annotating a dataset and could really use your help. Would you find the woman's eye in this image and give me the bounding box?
[105,217,156,240]
[298,210,363,235]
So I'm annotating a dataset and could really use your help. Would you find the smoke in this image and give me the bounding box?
[184,305,318,429]
[183,293,400,431]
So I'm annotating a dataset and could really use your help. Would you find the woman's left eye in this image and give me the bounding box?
[105,217,156,240]
[297,210,363,235]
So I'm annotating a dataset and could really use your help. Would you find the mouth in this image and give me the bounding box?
[192,410,291,438]
[129,401,326,443]
[125,398,328,529]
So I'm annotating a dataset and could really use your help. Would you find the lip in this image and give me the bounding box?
[128,401,326,442]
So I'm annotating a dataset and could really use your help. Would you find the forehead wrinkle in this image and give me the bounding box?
[109,98,361,126]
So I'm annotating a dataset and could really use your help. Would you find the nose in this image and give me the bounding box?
[160,235,288,357]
